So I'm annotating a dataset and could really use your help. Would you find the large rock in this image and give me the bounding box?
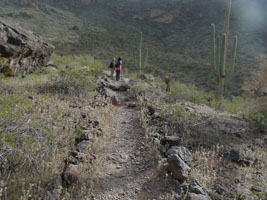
[106,82,131,91]
[167,153,190,181]
[76,140,93,154]
[166,146,193,164]
[186,193,211,200]
[223,149,240,163]
[161,136,180,148]
[62,164,79,187]
[139,74,155,82]
[0,19,54,73]
[43,176,63,200]
[186,179,211,200]
[75,132,94,144]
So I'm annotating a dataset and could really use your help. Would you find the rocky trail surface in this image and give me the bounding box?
[92,78,179,200]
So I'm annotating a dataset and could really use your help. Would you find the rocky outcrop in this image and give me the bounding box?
[0,19,54,74]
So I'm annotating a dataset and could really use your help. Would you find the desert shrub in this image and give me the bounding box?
[243,55,267,125]
[129,81,145,97]
[51,54,103,73]
[159,101,191,121]
[220,95,256,115]
[0,92,80,199]
[49,54,104,94]
[51,65,96,94]
[167,81,215,105]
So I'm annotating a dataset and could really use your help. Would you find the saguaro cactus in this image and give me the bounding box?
[139,32,143,71]
[210,0,238,103]
[133,32,149,71]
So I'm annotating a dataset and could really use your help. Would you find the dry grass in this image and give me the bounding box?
[137,85,267,199]
[0,55,108,199]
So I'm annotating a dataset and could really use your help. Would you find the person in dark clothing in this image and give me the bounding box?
[115,57,122,81]
[109,57,116,79]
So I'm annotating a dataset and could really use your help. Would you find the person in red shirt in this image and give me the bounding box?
[115,57,122,81]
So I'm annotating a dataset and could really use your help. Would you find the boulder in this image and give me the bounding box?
[62,164,79,187]
[111,95,119,106]
[139,74,155,82]
[106,82,131,91]
[167,153,190,181]
[76,140,93,154]
[185,179,211,200]
[161,136,180,148]
[75,132,94,144]
[147,105,155,115]
[0,19,54,74]
[43,176,63,200]
[166,146,193,164]
[186,193,211,200]
[70,151,87,162]
[223,149,240,163]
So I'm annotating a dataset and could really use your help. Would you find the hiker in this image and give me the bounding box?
[115,57,122,81]
[164,73,171,92]
[109,57,116,79]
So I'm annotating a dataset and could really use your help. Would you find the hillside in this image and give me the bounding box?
[1,59,266,199]
[0,0,267,94]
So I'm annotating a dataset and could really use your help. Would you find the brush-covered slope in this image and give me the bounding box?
[0,0,267,95]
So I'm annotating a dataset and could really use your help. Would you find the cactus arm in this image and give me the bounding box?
[226,36,238,76]
[223,0,231,36]
[216,36,221,76]
[220,34,227,78]
[210,24,217,74]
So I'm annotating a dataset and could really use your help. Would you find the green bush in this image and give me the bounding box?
[129,81,145,97]
[50,54,104,94]
[167,81,215,105]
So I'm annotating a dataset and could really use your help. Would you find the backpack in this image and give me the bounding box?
[109,61,114,68]
[115,60,120,68]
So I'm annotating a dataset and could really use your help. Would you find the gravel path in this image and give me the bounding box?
[93,91,179,200]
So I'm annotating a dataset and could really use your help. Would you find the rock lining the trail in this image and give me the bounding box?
[43,176,63,200]
[167,152,191,181]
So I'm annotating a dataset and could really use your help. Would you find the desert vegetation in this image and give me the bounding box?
[0,0,267,199]
[0,54,110,199]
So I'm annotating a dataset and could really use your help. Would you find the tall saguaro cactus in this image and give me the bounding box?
[133,32,148,72]
[139,32,143,71]
[210,0,238,103]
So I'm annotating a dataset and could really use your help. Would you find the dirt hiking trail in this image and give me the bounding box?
[93,79,179,200]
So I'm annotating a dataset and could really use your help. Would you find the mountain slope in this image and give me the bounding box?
[0,0,267,95]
